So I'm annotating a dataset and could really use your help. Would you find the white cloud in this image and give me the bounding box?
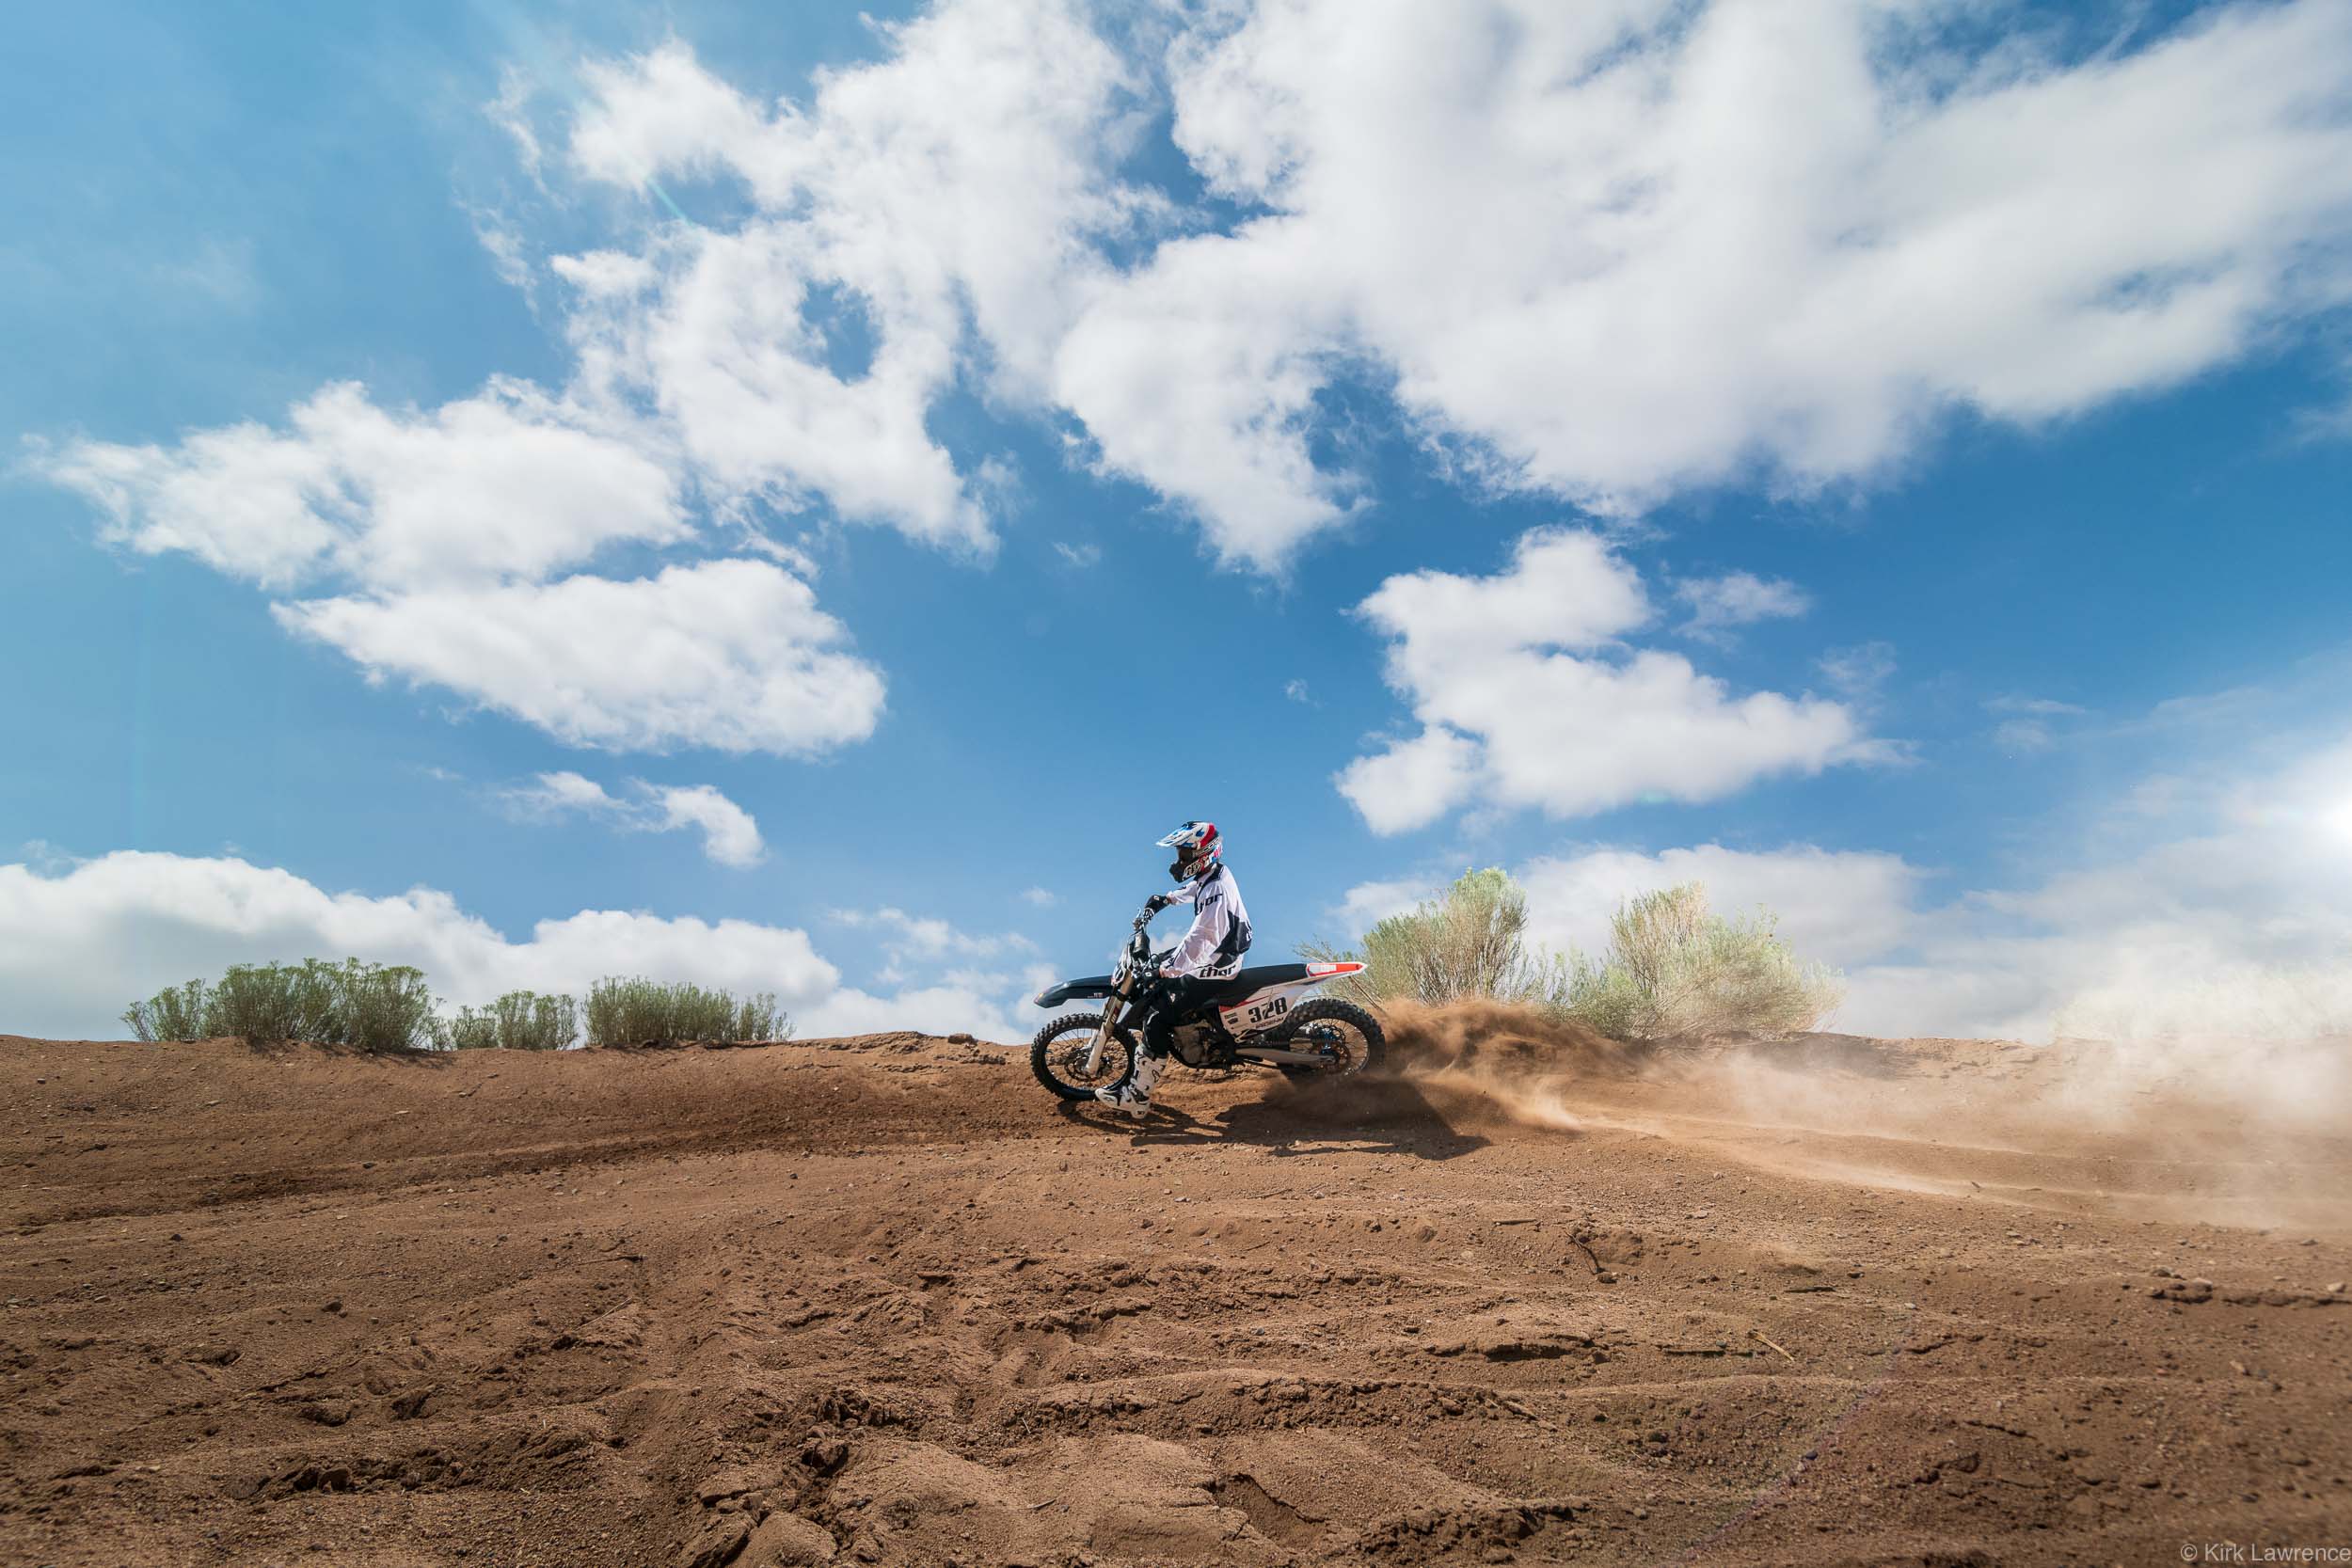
[828,906,1035,964]
[1335,726,1481,837]
[1106,0,2352,558]
[0,850,1047,1043]
[1673,572,1809,643]
[1052,542,1102,568]
[505,772,768,868]
[36,1,2352,584]
[277,559,884,755]
[812,908,1052,1037]
[559,0,1146,547]
[1052,232,1353,568]
[652,784,766,869]
[1517,843,1922,971]
[1020,886,1057,908]
[467,206,538,303]
[1325,876,1434,939]
[1339,529,1883,833]
[0,850,834,1037]
[1283,678,1311,704]
[29,381,687,592]
[505,770,617,816]
[1493,734,2352,1049]
[29,378,885,759]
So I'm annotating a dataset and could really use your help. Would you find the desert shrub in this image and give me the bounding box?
[316,959,437,1052]
[124,963,782,1052]
[437,990,580,1051]
[120,958,437,1050]
[497,990,580,1051]
[1303,868,1567,1011]
[731,992,785,1043]
[122,979,210,1043]
[1305,872,1841,1042]
[1565,883,1843,1041]
[204,963,305,1044]
[437,1009,502,1052]
[585,977,787,1045]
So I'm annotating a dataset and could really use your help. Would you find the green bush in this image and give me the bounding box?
[436,990,579,1051]
[120,958,437,1051]
[122,979,209,1043]
[1303,868,1568,1011]
[1566,884,1843,1040]
[124,964,787,1052]
[1305,872,1842,1042]
[583,977,787,1045]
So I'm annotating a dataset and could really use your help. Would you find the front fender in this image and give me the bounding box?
[1034,974,1117,1008]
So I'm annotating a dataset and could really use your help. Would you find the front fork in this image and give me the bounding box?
[1083,990,1129,1077]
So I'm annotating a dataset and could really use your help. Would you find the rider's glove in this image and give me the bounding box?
[1144,894,1173,915]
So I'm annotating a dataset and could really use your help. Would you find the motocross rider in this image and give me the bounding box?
[1096,820,1252,1117]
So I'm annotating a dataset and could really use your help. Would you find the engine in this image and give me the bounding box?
[1168,1022,1223,1068]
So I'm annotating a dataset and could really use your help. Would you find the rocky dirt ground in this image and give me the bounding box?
[4,1012,2349,1567]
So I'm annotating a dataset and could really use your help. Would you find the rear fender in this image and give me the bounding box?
[1217,962,1364,1037]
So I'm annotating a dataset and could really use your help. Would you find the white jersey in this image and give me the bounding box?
[1159,863,1252,980]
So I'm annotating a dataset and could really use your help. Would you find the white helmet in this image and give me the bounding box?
[1156,820,1222,883]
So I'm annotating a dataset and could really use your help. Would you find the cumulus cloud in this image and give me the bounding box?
[504,772,767,867]
[277,559,884,755]
[559,0,1145,548]
[1517,843,1923,971]
[1326,876,1435,937]
[1338,530,1883,833]
[828,906,1034,964]
[0,851,1047,1043]
[27,381,687,592]
[0,850,834,1036]
[527,0,2352,570]
[31,380,884,759]
[35,0,2352,588]
[1123,0,2352,556]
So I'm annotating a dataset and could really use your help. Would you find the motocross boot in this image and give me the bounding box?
[1094,1050,1164,1117]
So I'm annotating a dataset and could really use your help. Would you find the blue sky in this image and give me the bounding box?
[5,0,2350,1042]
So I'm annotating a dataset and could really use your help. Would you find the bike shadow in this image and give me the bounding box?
[1063,1074,1490,1162]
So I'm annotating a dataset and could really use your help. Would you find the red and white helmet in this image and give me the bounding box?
[1156,820,1221,883]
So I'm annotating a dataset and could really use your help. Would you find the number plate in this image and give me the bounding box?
[1219,992,1290,1035]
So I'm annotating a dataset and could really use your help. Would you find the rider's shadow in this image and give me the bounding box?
[1069,1075,1490,1162]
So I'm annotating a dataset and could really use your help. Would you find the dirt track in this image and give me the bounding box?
[4,1019,2350,1567]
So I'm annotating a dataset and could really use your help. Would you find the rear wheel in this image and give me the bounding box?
[1030,1013,1138,1101]
[1282,999,1382,1077]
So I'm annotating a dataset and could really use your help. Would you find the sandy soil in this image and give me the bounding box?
[4,1015,2349,1567]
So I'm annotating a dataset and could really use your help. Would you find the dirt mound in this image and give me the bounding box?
[4,1026,2348,1566]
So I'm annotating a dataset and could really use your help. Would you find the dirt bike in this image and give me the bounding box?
[1028,899,1386,1102]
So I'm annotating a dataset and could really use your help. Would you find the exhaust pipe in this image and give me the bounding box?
[1232,1046,1327,1067]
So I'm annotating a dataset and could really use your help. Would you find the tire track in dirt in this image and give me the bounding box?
[3,1028,2348,1566]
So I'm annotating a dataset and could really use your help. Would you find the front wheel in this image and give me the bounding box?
[1282,999,1383,1077]
[1030,1013,1139,1101]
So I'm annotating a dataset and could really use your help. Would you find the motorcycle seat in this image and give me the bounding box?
[1198,963,1312,1005]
